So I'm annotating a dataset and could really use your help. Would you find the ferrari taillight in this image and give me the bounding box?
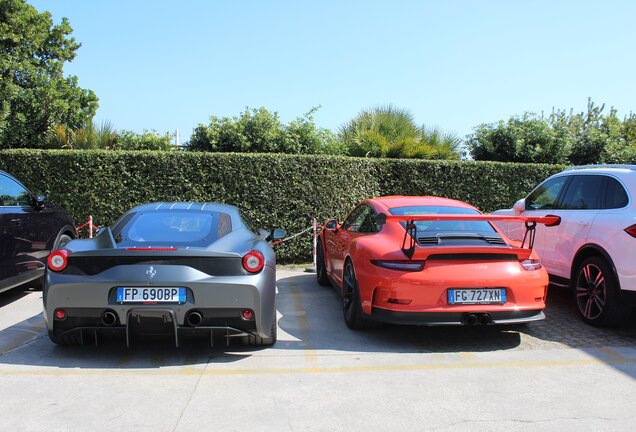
[125,247,177,251]
[243,250,265,273]
[371,260,426,272]
[625,224,636,238]
[48,249,69,272]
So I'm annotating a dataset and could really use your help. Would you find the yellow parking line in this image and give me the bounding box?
[286,279,318,367]
[596,347,628,361]
[0,357,633,376]
[458,352,477,359]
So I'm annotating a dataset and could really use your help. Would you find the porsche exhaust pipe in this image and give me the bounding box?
[186,311,203,327]
[101,311,117,327]
[479,313,492,325]
[463,314,478,326]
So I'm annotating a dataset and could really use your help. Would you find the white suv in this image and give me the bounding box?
[494,165,636,326]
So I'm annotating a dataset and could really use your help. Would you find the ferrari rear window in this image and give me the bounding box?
[115,211,232,246]
[388,206,496,234]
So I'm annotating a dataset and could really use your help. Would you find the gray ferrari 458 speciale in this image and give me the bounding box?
[43,202,285,347]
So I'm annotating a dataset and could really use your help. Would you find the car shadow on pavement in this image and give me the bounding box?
[0,288,30,308]
[275,272,636,374]
[0,307,272,369]
[275,273,524,353]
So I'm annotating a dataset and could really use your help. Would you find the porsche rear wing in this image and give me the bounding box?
[374,213,561,258]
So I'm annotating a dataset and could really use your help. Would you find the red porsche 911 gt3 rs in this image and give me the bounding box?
[316,196,560,329]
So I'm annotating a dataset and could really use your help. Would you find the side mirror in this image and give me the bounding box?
[95,227,108,236]
[512,199,526,215]
[325,218,338,231]
[271,228,286,241]
[34,195,46,210]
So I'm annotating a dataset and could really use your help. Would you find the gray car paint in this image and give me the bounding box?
[43,202,277,341]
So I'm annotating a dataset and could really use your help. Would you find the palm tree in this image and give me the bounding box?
[339,105,460,159]
[46,121,117,149]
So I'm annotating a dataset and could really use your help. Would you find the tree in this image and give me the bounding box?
[187,106,345,155]
[338,105,460,159]
[466,99,636,164]
[0,0,98,148]
[114,129,175,151]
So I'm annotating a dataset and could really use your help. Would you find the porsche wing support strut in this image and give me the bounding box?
[375,213,560,259]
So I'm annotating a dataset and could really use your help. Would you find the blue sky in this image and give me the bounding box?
[31,0,636,142]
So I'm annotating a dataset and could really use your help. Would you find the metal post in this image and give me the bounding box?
[304,217,318,273]
[89,215,93,238]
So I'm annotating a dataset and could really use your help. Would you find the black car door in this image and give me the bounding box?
[0,173,47,280]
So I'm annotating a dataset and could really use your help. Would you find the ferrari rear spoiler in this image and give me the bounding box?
[374,213,561,258]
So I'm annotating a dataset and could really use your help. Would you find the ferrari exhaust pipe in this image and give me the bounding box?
[101,311,117,327]
[479,313,492,325]
[186,311,203,327]
[463,314,478,325]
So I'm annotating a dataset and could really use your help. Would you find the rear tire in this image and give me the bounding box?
[574,256,628,327]
[316,240,330,286]
[342,260,375,330]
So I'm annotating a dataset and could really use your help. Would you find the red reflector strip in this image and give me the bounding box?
[388,298,412,305]
[125,247,177,251]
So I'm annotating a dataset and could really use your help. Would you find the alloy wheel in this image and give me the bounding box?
[575,263,606,321]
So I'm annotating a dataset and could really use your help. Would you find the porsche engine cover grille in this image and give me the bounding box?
[64,256,243,276]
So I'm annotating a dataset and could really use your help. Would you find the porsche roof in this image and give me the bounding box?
[370,196,477,210]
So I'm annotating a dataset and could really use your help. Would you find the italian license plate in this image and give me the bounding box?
[448,288,506,305]
[116,287,186,304]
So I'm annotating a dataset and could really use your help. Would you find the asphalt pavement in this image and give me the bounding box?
[1,267,635,432]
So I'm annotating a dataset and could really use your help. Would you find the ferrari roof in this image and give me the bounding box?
[370,196,477,210]
[129,202,240,214]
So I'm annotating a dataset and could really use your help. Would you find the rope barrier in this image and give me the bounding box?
[271,226,313,245]
[76,215,100,238]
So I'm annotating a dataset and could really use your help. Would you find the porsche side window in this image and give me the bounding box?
[341,206,366,231]
[560,175,604,210]
[357,207,380,233]
[605,177,629,209]
[526,177,568,210]
[0,175,32,207]
[342,205,379,233]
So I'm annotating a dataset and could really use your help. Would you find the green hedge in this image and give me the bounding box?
[0,150,564,262]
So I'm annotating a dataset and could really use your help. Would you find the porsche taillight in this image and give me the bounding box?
[625,224,636,238]
[520,259,542,271]
[370,260,426,272]
[48,249,69,272]
[243,250,265,273]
